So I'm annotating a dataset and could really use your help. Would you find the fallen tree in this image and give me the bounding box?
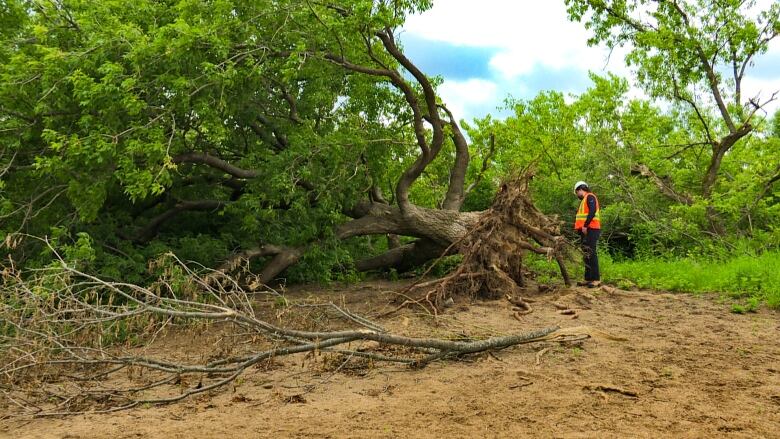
[0,1,572,292]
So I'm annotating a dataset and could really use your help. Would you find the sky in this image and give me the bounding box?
[399,0,780,122]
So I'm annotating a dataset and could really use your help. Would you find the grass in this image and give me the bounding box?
[523,250,780,312]
[601,251,780,312]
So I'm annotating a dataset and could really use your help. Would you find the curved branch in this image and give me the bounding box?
[630,164,693,205]
[663,0,736,132]
[375,28,442,130]
[374,29,447,212]
[440,105,470,211]
[321,27,454,214]
[173,152,260,179]
[318,52,431,212]
[335,203,412,240]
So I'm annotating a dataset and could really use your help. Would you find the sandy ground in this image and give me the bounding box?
[2,281,779,438]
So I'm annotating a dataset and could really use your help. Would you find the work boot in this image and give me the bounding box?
[576,281,589,286]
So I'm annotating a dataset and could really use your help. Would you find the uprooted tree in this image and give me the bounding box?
[0,0,570,291]
[0,2,579,414]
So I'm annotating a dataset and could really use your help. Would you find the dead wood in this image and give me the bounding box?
[0,247,565,417]
[583,385,639,398]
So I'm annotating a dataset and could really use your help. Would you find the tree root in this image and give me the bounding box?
[401,172,572,312]
[535,347,552,365]
[583,384,639,398]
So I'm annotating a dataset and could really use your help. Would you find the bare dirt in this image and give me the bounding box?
[2,281,779,438]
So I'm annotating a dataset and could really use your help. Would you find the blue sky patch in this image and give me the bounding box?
[399,33,499,80]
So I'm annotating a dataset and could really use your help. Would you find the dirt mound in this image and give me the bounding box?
[3,282,779,438]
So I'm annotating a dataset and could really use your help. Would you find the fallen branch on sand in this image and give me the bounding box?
[583,384,639,398]
[1,251,574,417]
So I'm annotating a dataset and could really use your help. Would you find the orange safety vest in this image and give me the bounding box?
[574,192,601,230]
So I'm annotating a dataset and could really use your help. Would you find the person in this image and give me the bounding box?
[573,181,601,287]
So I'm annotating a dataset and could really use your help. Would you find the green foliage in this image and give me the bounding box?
[0,0,777,291]
[0,0,436,281]
[524,253,568,285]
[427,254,464,278]
[565,0,779,115]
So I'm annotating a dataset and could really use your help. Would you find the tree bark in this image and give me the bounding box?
[440,105,470,211]
[257,246,305,284]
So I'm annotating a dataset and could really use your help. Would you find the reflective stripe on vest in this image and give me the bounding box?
[574,193,601,230]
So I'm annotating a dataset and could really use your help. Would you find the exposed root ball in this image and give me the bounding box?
[423,172,570,309]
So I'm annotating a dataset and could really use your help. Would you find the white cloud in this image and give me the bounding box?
[403,0,780,119]
[437,78,499,120]
[404,1,628,78]
[741,76,780,117]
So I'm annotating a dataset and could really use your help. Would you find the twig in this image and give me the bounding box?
[535,347,552,366]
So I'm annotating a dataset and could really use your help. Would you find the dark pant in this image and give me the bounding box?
[579,229,601,282]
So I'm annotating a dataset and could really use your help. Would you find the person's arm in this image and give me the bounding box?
[583,194,596,228]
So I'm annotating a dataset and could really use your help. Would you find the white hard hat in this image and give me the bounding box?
[574,181,588,194]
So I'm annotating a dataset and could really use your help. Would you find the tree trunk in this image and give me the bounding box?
[355,239,448,272]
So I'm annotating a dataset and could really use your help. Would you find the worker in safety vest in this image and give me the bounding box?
[573,181,601,287]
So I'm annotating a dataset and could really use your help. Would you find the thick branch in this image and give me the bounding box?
[335,203,412,240]
[355,239,447,273]
[630,164,693,205]
[173,152,260,179]
[440,105,470,211]
[375,29,446,212]
[215,244,289,273]
[257,246,305,284]
[702,123,753,197]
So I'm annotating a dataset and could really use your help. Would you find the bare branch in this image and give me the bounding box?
[172,152,261,179]
[0,254,565,416]
[440,105,470,211]
[630,163,694,205]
